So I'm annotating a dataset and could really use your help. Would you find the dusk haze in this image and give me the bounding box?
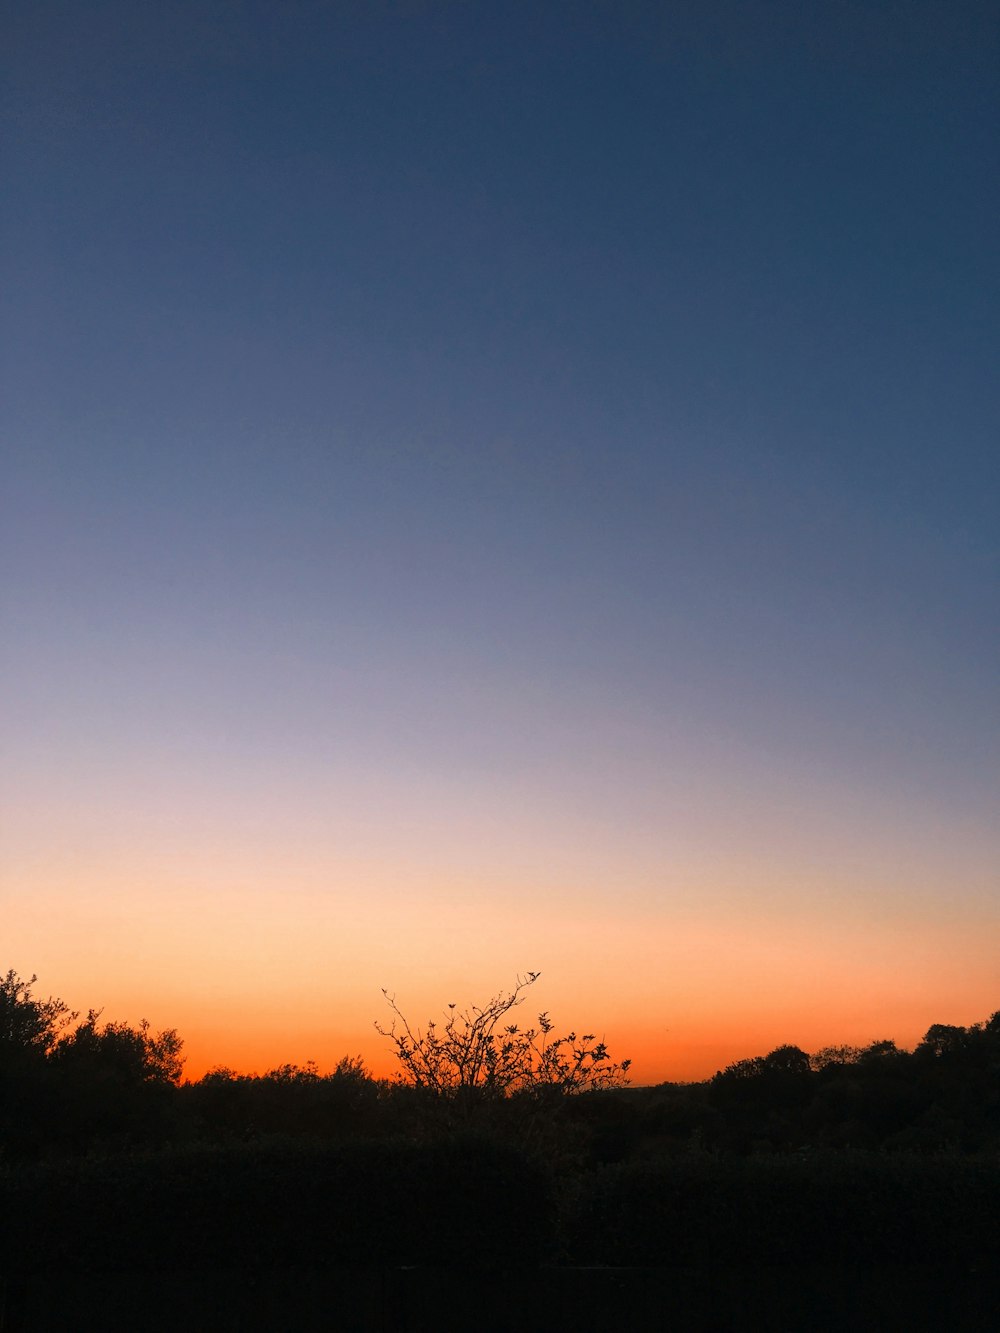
[3,0,997,1087]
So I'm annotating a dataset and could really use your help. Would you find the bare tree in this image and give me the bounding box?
[375,971,630,1100]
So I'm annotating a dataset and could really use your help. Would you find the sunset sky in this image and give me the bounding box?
[3,1,997,1083]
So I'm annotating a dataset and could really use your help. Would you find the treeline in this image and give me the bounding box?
[2,969,999,1280]
[135,1016,1000,1159]
[644,1020,1000,1157]
[3,969,999,1160]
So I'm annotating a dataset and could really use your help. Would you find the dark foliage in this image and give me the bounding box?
[1,1135,555,1273]
[2,968,999,1279]
[0,974,183,1158]
[180,1057,380,1143]
[560,1152,1000,1267]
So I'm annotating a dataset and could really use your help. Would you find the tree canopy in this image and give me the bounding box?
[0,969,76,1068]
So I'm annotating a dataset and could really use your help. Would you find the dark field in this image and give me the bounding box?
[2,1142,999,1330]
[4,1263,999,1333]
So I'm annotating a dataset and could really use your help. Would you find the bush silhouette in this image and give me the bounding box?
[376,971,631,1104]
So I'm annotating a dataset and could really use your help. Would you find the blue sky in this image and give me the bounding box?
[3,2,997,1076]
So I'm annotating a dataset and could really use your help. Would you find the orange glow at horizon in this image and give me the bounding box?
[5,706,997,1089]
[172,995,1000,1087]
[7,859,997,1086]
[4,0,999,1149]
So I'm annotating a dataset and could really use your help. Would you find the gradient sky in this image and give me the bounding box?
[3,1,998,1083]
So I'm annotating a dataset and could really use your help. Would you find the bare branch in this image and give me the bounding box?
[375,973,630,1102]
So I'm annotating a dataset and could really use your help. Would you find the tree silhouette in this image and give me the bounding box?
[53,1010,184,1084]
[375,971,630,1101]
[0,969,76,1068]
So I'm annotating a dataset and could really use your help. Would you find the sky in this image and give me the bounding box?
[2,0,997,1083]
